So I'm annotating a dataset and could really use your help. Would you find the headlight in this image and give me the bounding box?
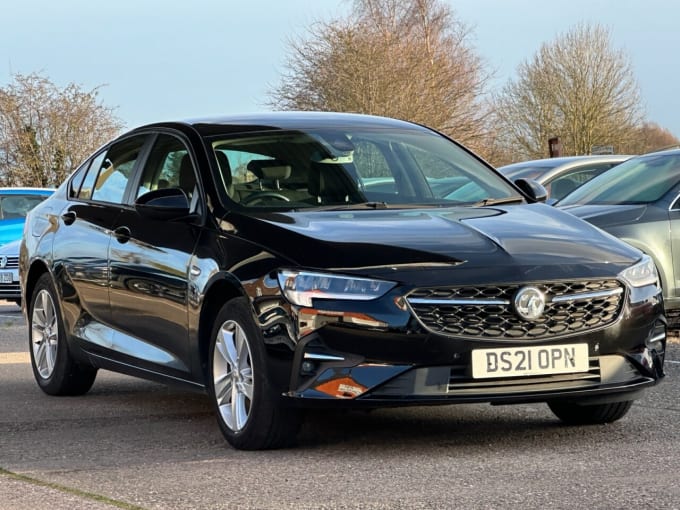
[618,255,659,288]
[277,269,396,307]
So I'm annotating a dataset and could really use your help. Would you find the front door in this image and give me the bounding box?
[107,133,202,379]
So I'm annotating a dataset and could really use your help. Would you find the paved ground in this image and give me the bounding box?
[1,302,679,509]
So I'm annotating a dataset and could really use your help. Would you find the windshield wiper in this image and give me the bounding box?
[473,196,525,207]
[308,201,389,211]
[359,201,388,209]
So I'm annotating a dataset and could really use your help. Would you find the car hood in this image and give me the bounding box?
[0,238,21,255]
[224,204,640,284]
[0,219,25,247]
[558,203,647,229]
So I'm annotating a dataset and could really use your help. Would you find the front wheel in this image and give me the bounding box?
[208,298,300,450]
[548,400,633,425]
[29,273,97,395]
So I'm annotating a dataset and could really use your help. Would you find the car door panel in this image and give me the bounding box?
[54,202,120,326]
[106,133,201,379]
[107,209,199,376]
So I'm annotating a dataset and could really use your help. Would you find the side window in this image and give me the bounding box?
[69,161,89,199]
[135,134,197,203]
[566,165,612,185]
[549,166,613,200]
[78,152,107,200]
[90,135,147,204]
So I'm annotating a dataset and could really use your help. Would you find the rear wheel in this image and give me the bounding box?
[208,297,300,450]
[29,273,97,395]
[548,400,633,425]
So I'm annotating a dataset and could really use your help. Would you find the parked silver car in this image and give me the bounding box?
[558,149,680,326]
[499,155,631,203]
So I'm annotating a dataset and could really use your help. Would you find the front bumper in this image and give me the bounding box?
[255,279,666,408]
[284,329,664,407]
[0,267,20,301]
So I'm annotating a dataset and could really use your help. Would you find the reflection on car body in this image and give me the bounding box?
[20,112,666,450]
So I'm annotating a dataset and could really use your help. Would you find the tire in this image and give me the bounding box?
[208,297,300,450]
[548,400,633,425]
[29,273,97,396]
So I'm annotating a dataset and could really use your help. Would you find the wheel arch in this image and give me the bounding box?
[24,259,51,313]
[196,274,247,382]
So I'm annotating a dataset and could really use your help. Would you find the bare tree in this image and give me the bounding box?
[0,73,123,187]
[624,122,680,154]
[268,0,491,152]
[494,23,644,160]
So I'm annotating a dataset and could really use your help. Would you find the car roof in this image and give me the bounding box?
[133,111,432,137]
[499,155,632,172]
[499,155,632,182]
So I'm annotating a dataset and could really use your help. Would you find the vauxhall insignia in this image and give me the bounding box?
[0,256,6,269]
[514,286,546,321]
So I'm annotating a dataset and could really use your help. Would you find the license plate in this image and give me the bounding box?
[471,343,589,379]
[0,272,12,284]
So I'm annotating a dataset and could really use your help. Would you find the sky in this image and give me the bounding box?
[2,0,679,138]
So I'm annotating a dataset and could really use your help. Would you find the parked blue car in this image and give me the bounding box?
[0,188,53,304]
[0,188,54,246]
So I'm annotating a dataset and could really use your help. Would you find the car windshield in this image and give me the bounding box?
[0,194,50,219]
[209,128,520,209]
[559,152,680,206]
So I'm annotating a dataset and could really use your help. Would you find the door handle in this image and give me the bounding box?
[113,226,131,244]
[61,211,76,225]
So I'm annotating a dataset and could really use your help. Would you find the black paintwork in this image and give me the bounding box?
[20,112,665,408]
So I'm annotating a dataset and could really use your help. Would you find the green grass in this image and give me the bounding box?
[0,468,147,510]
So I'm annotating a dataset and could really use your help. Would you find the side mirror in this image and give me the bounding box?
[135,188,192,220]
[514,178,548,203]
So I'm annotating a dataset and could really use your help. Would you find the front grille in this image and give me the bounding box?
[407,280,624,340]
[0,256,18,269]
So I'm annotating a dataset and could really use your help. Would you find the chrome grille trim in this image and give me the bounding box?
[407,297,510,306]
[551,288,623,303]
[406,279,625,340]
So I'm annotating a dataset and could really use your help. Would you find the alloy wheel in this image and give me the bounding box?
[31,289,59,379]
[212,319,254,432]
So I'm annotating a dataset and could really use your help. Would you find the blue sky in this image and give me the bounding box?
[2,0,679,138]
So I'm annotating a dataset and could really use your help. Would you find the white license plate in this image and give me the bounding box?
[0,272,12,284]
[471,343,589,379]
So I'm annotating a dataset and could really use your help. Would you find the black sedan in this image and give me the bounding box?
[21,113,666,450]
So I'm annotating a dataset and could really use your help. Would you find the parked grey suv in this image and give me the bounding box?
[558,149,680,326]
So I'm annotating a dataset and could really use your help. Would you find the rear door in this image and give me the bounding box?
[55,134,148,325]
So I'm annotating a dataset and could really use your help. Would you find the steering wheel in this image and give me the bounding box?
[241,191,291,205]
